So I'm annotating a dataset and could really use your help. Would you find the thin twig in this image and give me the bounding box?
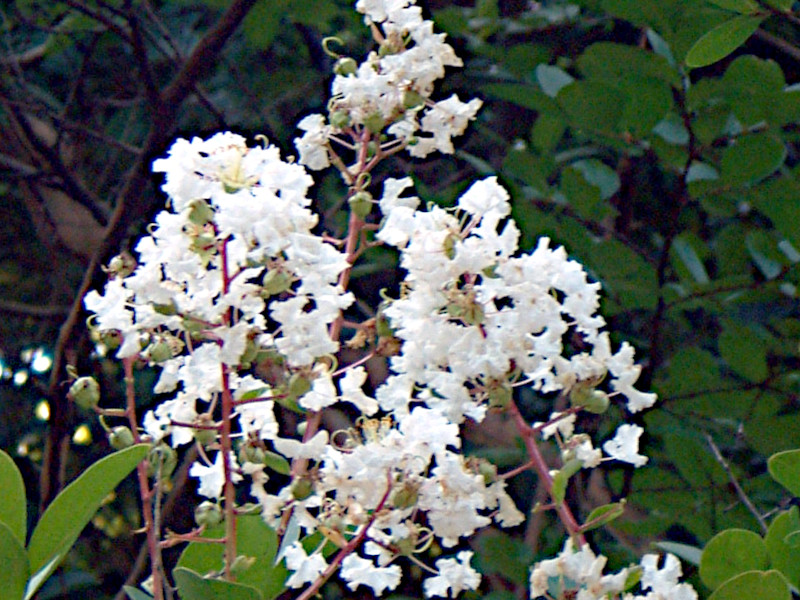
[705,432,767,534]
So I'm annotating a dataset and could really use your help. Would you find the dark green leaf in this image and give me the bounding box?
[26,445,149,598]
[582,501,626,532]
[656,542,703,566]
[481,83,560,113]
[0,449,27,544]
[746,230,784,279]
[700,529,769,590]
[577,41,680,86]
[706,0,760,14]
[557,81,625,133]
[686,15,766,68]
[718,320,768,382]
[721,134,786,187]
[671,234,710,284]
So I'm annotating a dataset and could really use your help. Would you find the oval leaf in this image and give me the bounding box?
[0,449,27,544]
[26,444,149,599]
[173,567,263,600]
[656,542,703,567]
[721,133,786,187]
[707,570,790,600]
[765,507,800,588]
[706,0,760,13]
[0,520,29,600]
[768,450,800,497]
[124,586,155,600]
[686,15,766,68]
[700,529,769,590]
[582,501,626,533]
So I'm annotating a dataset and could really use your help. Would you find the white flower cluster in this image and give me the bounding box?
[375,175,655,465]
[529,540,698,600]
[295,0,482,169]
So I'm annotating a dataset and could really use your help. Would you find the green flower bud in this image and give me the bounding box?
[70,376,100,411]
[348,190,373,220]
[443,233,457,260]
[329,110,350,129]
[364,111,385,134]
[194,501,223,527]
[291,477,314,501]
[147,443,177,479]
[152,300,178,316]
[392,483,419,509]
[100,330,122,351]
[334,56,358,76]
[570,386,610,414]
[187,199,215,226]
[144,337,173,363]
[238,442,266,465]
[109,426,135,450]
[487,380,512,409]
[402,89,424,109]
[262,269,293,297]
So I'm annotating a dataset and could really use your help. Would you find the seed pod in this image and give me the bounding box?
[109,426,135,450]
[195,501,223,527]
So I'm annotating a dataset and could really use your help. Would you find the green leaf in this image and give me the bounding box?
[765,507,800,588]
[705,0,760,14]
[700,529,769,590]
[685,15,766,68]
[671,234,710,284]
[718,320,768,382]
[721,134,786,187]
[0,449,27,544]
[0,520,29,600]
[571,159,620,200]
[177,515,287,600]
[482,83,560,114]
[707,570,790,600]
[656,541,703,567]
[25,445,148,599]
[746,230,784,279]
[473,531,534,584]
[582,501,626,532]
[768,450,800,497]
[173,567,264,600]
[577,41,680,86]
[557,81,625,133]
[530,113,566,152]
[762,0,794,10]
[123,586,155,600]
[535,64,575,98]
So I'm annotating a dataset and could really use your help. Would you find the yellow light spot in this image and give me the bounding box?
[73,424,92,445]
[35,400,50,421]
[13,369,29,386]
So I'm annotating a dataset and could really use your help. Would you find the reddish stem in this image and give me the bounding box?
[123,357,165,600]
[507,399,586,545]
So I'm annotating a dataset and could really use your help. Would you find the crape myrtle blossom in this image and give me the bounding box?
[80,1,698,598]
[294,0,482,169]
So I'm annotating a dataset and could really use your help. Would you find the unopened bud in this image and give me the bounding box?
[70,377,100,411]
[147,443,177,478]
[230,555,256,577]
[109,426,135,450]
[187,199,215,226]
[402,89,424,109]
[195,501,223,527]
[392,483,419,509]
[364,111,385,134]
[334,56,358,76]
[570,386,610,414]
[348,190,373,220]
[262,269,293,297]
[291,477,314,501]
[329,110,350,129]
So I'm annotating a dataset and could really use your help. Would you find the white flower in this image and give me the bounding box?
[189,451,243,499]
[603,424,648,467]
[340,554,402,595]
[284,542,328,588]
[294,114,331,170]
[340,366,379,415]
[424,551,481,598]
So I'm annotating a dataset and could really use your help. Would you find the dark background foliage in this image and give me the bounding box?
[1,0,800,598]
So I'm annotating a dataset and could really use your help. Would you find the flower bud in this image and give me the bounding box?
[105,252,137,278]
[364,111,385,134]
[334,56,357,76]
[143,337,173,363]
[570,386,610,415]
[69,376,100,411]
[392,482,420,509]
[402,89,424,109]
[187,199,215,226]
[291,477,314,501]
[195,501,223,527]
[348,190,373,220]
[329,110,350,129]
[238,442,266,465]
[147,443,177,479]
[109,426,135,450]
[261,269,293,297]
